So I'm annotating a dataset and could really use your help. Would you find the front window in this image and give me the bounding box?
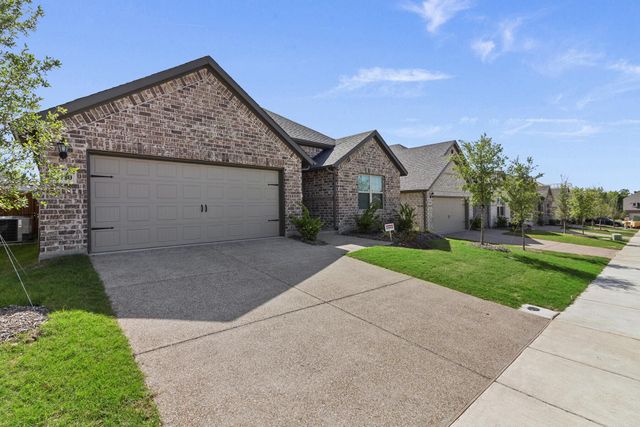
[357,175,384,209]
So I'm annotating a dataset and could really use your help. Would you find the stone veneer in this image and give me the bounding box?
[300,137,402,232]
[39,67,303,258]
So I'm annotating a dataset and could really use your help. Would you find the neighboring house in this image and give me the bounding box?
[537,185,555,224]
[623,191,640,217]
[390,141,470,234]
[265,112,407,232]
[37,56,406,258]
[549,184,568,221]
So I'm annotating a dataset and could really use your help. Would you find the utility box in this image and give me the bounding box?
[611,233,623,241]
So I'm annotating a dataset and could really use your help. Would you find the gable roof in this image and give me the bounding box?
[390,141,458,191]
[263,111,407,176]
[40,56,314,165]
[537,184,552,198]
[264,110,335,147]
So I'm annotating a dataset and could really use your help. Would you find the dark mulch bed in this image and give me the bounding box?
[289,235,328,246]
[0,305,49,343]
[346,230,446,250]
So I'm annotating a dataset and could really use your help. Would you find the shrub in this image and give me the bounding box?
[537,215,545,226]
[290,204,324,241]
[470,216,481,230]
[397,203,416,232]
[355,201,382,233]
[496,215,508,228]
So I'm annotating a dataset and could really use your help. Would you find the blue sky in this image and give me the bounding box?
[30,0,640,190]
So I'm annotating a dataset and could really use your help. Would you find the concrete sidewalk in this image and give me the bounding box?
[453,233,640,426]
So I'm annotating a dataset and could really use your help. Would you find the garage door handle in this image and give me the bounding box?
[205,204,208,212]
[200,204,203,213]
[91,227,114,230]
[267,219,279,222]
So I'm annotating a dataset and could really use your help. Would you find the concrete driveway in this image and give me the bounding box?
[92,236,547,426]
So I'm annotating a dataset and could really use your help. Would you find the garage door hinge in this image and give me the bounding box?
[267,219,280,222]
[91,227,114,230]
[90,174,114,178]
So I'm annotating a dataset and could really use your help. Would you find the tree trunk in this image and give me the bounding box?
[480,205,485,246]
[522,220,526,250]
[582,220,585,234]
[563,219,566,234]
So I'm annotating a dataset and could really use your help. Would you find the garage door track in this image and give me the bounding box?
[92,237,547,426]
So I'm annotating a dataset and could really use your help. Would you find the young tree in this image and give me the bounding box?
[570,187,596,234]
[452,134,506,245]
[502,157,543,250]
[556,176,571,233]
[592,187,609,230]
[0,0,75,210]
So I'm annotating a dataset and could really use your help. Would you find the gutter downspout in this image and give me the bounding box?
[332,167,338,231]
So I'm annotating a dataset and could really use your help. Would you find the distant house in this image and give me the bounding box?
[390,141,470,234]
[623,192,640,217]
[537,185,555,224]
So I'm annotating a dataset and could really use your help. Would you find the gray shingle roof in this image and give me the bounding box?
[390,141,457,191]
[312,130,375,167]
[264,110,335,146]
[264,110,407,175]
[537,185,551,198]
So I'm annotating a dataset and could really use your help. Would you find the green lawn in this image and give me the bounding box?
[0,244,160,426]
[576,226,637,238]
[506,229,627,249]
[349,240,608,311]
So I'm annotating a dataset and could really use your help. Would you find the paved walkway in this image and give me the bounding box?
[453,231,640,426]
[447,229,618,258]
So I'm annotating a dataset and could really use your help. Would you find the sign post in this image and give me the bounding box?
[384,223,395,241]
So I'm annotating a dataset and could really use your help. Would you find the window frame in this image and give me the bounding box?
[357,174,384,210]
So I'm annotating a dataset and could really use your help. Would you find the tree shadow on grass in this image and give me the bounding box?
[509,252,605,283]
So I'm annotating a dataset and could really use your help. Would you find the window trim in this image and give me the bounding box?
[357,174,384,210]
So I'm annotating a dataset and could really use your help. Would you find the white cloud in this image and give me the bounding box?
[404,0,472,33]
[499,17,523,51]
[503,118,600,139]
[609,60,640,75]
[471,39,495,62]
[459,116,478,124]
[471,17,534,62]
[333,67,451,91]
[536,49,602,76]
[392,125,446,138]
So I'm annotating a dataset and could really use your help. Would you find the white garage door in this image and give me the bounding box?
[89,155,280,253]
[431,197,466,234]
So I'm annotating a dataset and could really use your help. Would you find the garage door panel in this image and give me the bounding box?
[126,160,150,177]
[94,206,120,223]
[432,197,466,234]
[127,228,151,245]
[94,181,120,199]
[157,227,178,243]
[90,155,281,253]
[157,184,178,199]
[127,206,150,222]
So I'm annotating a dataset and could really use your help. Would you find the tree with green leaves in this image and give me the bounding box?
[570,187,596,234]
[556,176,571,233]
[592,187,610,230]
[0,0,75,211]
[502,157,543,250]
[452,134,506,245]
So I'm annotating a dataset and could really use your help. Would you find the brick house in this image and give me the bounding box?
[38,56,406,258]
[265,111,407,232]
[390,141,470,234]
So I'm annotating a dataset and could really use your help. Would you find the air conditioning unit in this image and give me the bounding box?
[0,216,32,243]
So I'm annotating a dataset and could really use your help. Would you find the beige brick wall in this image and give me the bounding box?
[302,168,335,228]
[335,137,401,232]
[40,67,303,258]
[400,191,426,231]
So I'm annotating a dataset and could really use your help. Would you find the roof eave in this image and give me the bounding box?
[39,56,315,166]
